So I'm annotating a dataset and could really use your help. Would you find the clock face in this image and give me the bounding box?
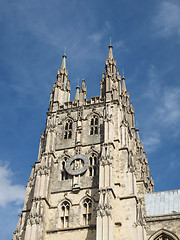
[65,154,89,175]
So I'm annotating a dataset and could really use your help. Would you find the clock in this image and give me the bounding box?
[65,154,89,175]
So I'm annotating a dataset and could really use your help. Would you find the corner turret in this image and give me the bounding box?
[101,43,121,102]
[48,53,71,111]
[79,79,87,104]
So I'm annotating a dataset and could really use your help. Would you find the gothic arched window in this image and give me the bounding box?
[88,153,98,177]
[90,115,99,135]
[64,120,72,139]
[60,201,70,228]
[154,234,174,240]
[61,157,68,180]
[154,233,174,240]
[83,198,92,225]
[149,229,179,240]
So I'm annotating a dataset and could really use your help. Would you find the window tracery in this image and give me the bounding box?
[149,230,179,240]
[83,198,92,225]
[154,234,174,240]
[64,120,72,139]
[60,201,70,228]
[88,153,98,177]
[90,115,99,135]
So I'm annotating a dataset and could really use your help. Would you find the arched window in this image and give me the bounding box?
[90,115,99,135]
[61,157,68,180]
[159,235,172,240]
[60,201,70,228]
[83,198,92,225]
[88,153,98,177]
[64,120,72,139]
[149,229,179,240]
[154,234,174,240]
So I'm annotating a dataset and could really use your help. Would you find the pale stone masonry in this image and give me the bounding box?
[13,44,180,240]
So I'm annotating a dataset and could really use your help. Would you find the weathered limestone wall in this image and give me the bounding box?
[113,197,140,240]
[46,227,96,240]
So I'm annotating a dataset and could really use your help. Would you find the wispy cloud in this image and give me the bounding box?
[88,21,110,44]
[144,65,180,128]
[114,40,129,53]
[158,87,180,126]
[146,67,180,128]
[140,64,180,152]
[153,1,180,38]
[143,132,161,153]
[0,162,25,207]
[144,65,161,99]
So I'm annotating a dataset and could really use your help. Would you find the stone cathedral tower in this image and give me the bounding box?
[13,44,180,240]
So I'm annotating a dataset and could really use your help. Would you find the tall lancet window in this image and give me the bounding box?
[89,153,98,177]
[90,115,99,135]
[64,120,72,139]
[60,201,70,228]
[61,158,68,180]
[83,198,92,225]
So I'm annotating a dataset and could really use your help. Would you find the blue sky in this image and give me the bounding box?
[0,0,180,239]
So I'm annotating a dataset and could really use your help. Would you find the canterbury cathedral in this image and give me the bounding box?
[13,44,180,240]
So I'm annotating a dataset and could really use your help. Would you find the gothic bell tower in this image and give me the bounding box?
[13,44,154,240]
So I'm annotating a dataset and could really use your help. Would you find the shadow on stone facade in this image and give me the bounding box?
[84,172,99,240]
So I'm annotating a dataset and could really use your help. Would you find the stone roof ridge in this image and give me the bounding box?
[147,189,180,194]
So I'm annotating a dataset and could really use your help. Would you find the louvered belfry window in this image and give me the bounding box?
[89,153,98,177]
[90,116,98,135]
[61,158,68,180]
[64,120,72,139]
[83,198,92,225]
[61,201,70,228]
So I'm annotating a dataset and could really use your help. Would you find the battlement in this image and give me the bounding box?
[58,96,105,111]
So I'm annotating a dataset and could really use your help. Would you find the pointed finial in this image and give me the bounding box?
[108,38,113,59]
[61,49,67,69]
[77,78,79,87]
[135,128,140,142]
[109,36,113,48]
[82,79,86,87]
[75,83,80,101]
[121,69,127,92]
